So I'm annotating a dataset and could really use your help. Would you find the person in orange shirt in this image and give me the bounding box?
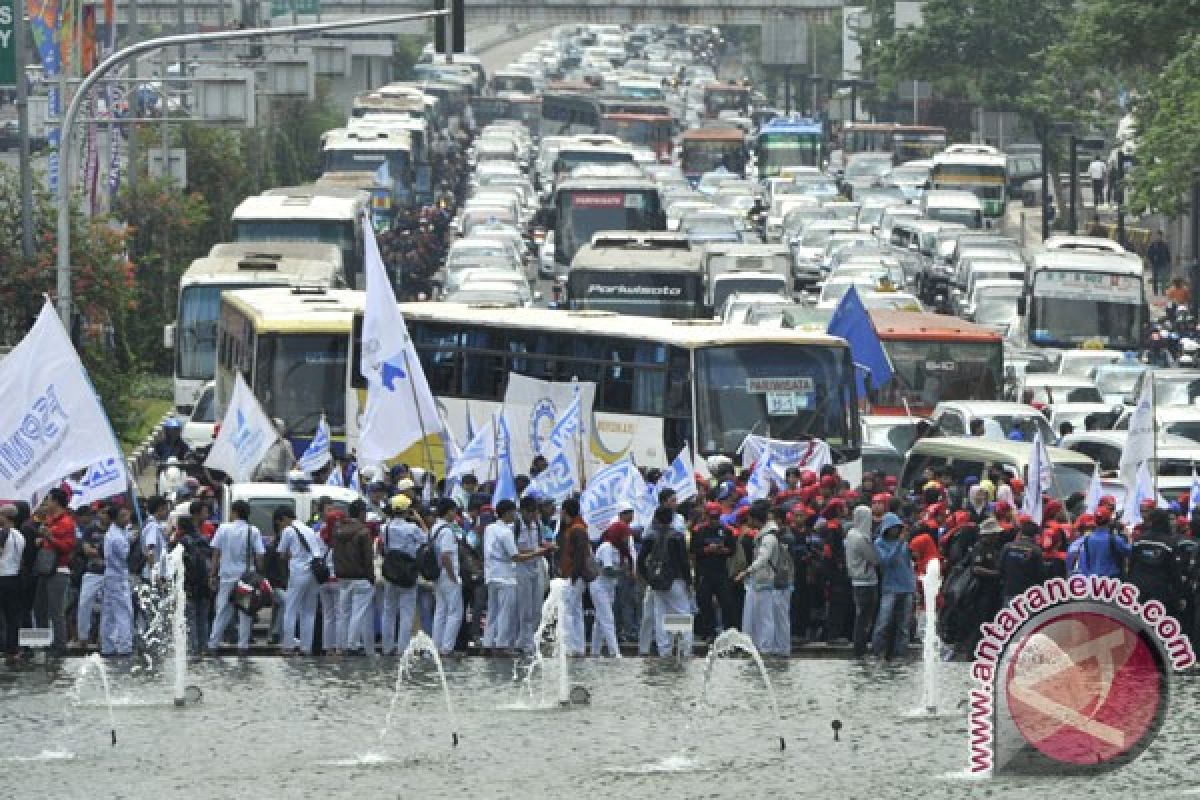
[1167,277,1191,307]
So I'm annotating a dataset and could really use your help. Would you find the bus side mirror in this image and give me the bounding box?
[1017,296,1027,316]
[163,323,175,350]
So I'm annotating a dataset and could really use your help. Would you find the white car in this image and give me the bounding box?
[182,382,217,451]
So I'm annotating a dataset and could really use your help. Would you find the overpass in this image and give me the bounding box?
[117,0,843,29]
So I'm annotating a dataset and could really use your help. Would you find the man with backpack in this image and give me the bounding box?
[1129,510,1181,614]
[378,495,426,657]
[638,505,693,658]
[1075,506,1131,578]
[176,517,213,655]
[276,507,325,656]
[206,500,266,655]
[998,521,1044,605]
[431,499,464,656]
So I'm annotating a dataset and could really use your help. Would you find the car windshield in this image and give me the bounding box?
[973,291,1020,324]
[682,215,736,234]
[1091,366,1144,395]
[1154,375,1200,406]
[846,160,891,179]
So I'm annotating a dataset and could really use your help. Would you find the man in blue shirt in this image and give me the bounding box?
[1076,506,1131,578]
[873,512,917,661]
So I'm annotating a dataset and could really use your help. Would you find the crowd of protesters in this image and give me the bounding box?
[4,449,1199,666]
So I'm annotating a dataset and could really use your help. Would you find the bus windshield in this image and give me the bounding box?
[568,269,704,318]
[695,344,858,454]
[1030,271,1145,349]
[235,220,357,276]
[757,133,822,173]
[893,133,946,161]
[556,189,662,264]
[177,283,269,381]
[681,140,746,175]
[876,339,1003,412]
[322,150,409,176]
[253,333,349,435]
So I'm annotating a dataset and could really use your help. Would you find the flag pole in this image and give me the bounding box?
[398,348,437,478]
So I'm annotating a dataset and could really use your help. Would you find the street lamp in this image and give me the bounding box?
[54,9,449,327]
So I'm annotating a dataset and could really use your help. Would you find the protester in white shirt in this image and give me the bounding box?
[205,501,266,654]
[378,495,427,656]
[0,504,26,661]
[482,500,527,653]
[276,507,326,655]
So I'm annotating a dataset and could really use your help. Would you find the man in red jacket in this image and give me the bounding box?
[35,488,77,655]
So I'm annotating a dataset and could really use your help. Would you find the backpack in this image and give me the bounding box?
[417,524,446,582]
[381,523,418,588]
[726,532,749,580]
[644,530,675,591]
[772,532,795,589]
[182,534,212,598]
[458,535,483,585]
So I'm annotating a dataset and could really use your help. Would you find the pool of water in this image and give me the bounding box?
[1,657,1198,799]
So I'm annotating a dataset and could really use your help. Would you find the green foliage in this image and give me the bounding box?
[1126,35,1200,216]
[392,34,428,81]
[1065,0,1200,77]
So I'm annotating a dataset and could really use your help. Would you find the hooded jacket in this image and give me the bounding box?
[844,506,881,587]
[332,518,375,582]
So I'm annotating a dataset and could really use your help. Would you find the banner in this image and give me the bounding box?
[29,0,61,194]
[739,434,832,476]
[60,0,77,72]
[0,301,126,503]
[358,219,442,464]
[503,373,596,482]
[1022,432,1050,522]
[204,373,279,482]
[80,3,95,74]
[297,415,332,475]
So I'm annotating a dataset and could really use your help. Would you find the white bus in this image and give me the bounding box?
[167,243,346,413]
[320,127,415,210]
[931,145,1008,222]
[233,187,367,288]
[1022,249,1146,352]
[356,303,863,473]
[216,291,863,477]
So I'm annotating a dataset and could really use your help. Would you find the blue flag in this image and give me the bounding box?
[492,415,517,506]
[826,286,894,395]
[297,415,332,475]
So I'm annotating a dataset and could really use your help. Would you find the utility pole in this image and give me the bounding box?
[128,0,139,205]
[15,0,33,259]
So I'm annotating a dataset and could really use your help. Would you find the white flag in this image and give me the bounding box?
[661,443,698,503]
[1083,465,1102,514]
[0,301,127,504]
[525,450,576,504]
[204,373,279,482]
[740,434,832,475]
[67,456,130,510]
[580,457,640,531]
[746,450,775,501]
[447,417,496,482]
[296,415,332,475]
[1190,470,1200,517]
[325,463,344,487]
[1125,462,1157,528]
[1021,432,1052,522]
[358,219,441,464]
[1119,377,1155,506]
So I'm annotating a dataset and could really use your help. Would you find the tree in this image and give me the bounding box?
[1064,0,1200,77]
[1125,35,1200,216]
[0,167,141,433]
[873,0,1074,113]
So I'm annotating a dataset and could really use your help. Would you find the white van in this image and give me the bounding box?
[921,190,984,230]
[900,437,1096,498]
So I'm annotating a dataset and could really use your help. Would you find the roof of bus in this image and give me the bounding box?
[759,117,823,133]
[397,303,850,348]
[182,243,343,286]
[1029,250,1144,274]
[704,83,749,92]
[234,191,365,220]
[221,288,364,333]
[322,128,412,151]
[555,176,659,192]
[603,111,673,121]
[932,151,1007,167]
[680,127,745,141]
[571,240,704,270]
[869,310,1003,342]
[843,123,946,132]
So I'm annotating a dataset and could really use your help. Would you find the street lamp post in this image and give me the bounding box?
[55,9,449,327]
